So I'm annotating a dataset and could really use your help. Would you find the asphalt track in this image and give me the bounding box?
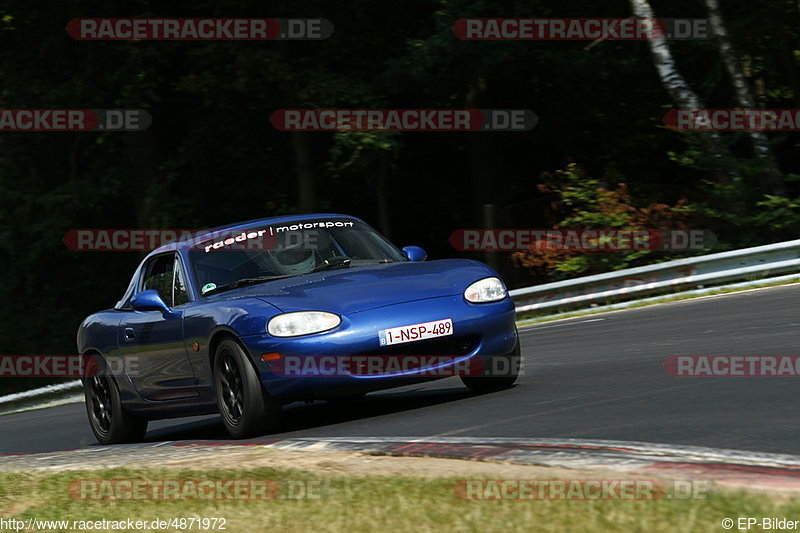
[2,284,799,455]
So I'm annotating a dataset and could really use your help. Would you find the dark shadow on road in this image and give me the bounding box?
[141,385,478,444]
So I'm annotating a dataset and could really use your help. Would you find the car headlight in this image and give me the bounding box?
[267,311,341,337]
[464,277,507,303]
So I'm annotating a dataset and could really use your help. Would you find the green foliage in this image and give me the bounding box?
[754,194,800,230]
[513,163,694,276]
[0,0,799,386]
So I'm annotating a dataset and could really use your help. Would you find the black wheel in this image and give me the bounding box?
[84,358,148,445]
[214,338,281,438]
[461,330,521,394]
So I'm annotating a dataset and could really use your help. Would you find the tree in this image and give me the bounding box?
[629,0,740,184]
[703,0,784,195]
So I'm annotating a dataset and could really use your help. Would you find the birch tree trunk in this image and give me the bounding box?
[629,0,738,184]
[704,0,784,194]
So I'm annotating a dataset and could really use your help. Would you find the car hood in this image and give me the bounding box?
[211,259,497,314]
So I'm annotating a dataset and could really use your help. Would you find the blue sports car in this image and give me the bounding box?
[78,214,520,444]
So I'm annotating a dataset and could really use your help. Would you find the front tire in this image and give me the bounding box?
[84,359,148,445]
[461,330,521,394]
[214,338,281,439]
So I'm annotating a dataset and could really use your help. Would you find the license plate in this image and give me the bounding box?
[378,318,453,346]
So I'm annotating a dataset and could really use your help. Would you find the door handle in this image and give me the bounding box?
[124,327,136,341]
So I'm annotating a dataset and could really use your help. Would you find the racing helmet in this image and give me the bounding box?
[273,241,316,275]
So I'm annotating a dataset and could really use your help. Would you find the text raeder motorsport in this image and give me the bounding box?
[204,220,354,252]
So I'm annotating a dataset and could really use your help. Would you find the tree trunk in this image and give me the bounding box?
[124,127,159,229]
[629,0,739,184]
[464,77,498,225]
[781,46,800,109]
[289,131,315,213]
[704,0,784,195]
[282,79,316,213]
[377,150,391,238]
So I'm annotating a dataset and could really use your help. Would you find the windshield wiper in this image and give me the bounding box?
[311,256,352,273]
[203,275,293,296]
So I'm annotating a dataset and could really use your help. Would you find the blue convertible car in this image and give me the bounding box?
[78,214,519,444]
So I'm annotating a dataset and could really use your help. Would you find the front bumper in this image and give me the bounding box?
[240,295,517,401]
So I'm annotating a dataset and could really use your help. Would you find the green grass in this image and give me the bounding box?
[1,467,799,532]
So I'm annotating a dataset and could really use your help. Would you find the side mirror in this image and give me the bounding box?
[131,290,176,317]
[402,246,427,262]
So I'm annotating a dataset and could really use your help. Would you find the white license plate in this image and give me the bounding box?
[378,318,453,346]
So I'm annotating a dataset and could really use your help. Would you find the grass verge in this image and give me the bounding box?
[1,466,799,533]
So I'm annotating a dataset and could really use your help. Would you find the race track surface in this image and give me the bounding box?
[2,285,798,455]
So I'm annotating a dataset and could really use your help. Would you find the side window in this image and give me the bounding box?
[173,257,190,306]
[141,254,175,305]
[141,254,192,307]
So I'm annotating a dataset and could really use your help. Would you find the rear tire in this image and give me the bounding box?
[461,331,521,394]
[214,338,281,439]
[84,357,148,445]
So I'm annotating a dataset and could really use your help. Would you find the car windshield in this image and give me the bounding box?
[188,218,407,295]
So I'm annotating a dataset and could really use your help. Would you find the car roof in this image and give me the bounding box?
[146,213,364,258]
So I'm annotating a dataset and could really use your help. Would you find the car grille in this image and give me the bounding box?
[364,335,480,357]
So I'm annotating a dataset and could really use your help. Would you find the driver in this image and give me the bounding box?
[272,235,317,275]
